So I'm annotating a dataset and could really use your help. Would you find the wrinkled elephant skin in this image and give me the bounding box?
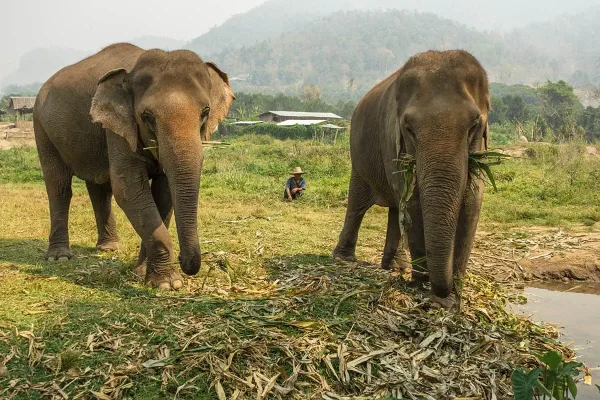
[333,50,490,308]
[34,43,234,289]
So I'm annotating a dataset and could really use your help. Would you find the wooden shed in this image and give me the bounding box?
[8,97,36,130]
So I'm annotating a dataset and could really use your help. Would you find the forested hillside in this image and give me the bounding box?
[206,9,600,102]
[187,0,596,56]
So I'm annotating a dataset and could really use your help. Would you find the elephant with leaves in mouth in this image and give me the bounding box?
[332,50,490,308]
[34,43,234,289]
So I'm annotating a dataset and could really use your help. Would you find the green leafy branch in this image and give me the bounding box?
[511,350,585,400]
[468,151,513,191]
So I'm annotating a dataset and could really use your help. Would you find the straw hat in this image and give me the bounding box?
[290,166,305,175]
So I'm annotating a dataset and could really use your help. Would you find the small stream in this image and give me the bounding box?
[515,282,600,400]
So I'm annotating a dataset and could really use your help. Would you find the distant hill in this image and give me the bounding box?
[204,8,600,102]
[0,36,185,91]
[1,48,88,90]
[186,0,597,57]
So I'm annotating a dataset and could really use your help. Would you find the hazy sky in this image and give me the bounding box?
[1,0,265,77]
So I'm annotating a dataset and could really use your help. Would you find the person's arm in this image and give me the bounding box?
[299,179,307,191]
[285,179,294,200]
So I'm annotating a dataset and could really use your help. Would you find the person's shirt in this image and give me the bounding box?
[285,177,307,191]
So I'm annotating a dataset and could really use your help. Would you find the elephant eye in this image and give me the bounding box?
[141,111,156,133]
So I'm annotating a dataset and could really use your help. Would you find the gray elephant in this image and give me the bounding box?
[333,50,490,308]
[33,43,234,289]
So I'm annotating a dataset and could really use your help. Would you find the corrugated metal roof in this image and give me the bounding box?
[8,97,36,111]
[320,124,345,129]
[231,121,263,125]
[277,119,327,126]
[260,111,342,119]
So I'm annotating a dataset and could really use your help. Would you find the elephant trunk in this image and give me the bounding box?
[160,134,203,276]
[417,153,467,299]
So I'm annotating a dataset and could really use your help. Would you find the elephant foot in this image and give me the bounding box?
[45,246,72,262]
[133,262,147,278]
[145,265,183,290]
[429,292,456,310]
[381,256,412,271]
[332,246,356,262]
[96,239,119,252]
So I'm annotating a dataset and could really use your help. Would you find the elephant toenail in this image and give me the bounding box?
[58,256,69,262]
[172,280,183,290]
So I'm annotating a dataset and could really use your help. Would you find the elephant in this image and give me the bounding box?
[332,50,490,308]
[33,43,234,289]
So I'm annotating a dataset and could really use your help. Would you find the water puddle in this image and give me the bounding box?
[515,282,600,400]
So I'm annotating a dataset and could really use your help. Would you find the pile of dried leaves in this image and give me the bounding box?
[1,256,573,400]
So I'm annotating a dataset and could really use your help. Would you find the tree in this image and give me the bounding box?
[503,95,532,122]
[301,85,322,100]
[489,96,508,124]
[578,106,600,142]
[538,80,583,141]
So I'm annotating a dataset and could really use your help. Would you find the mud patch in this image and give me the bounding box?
[472,228,600,283]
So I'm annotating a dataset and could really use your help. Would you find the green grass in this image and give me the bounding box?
[0,135,597,399]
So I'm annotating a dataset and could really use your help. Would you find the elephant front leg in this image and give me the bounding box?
[110,165,182,290]
[453,182,484,279]
[406,189,428,282]
[135,174,173,278]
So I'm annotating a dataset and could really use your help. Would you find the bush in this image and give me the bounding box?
[216,122,348,142]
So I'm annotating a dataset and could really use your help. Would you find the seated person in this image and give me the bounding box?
[284,167,307,201]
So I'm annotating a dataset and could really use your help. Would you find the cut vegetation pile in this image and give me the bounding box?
[0,258,574,399]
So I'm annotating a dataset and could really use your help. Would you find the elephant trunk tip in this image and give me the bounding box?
[179,250,201,276]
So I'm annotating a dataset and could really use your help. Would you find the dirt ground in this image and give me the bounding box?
[0,123,36,150]
[472,227,600,284]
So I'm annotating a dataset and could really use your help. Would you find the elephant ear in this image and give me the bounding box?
[205,62,235,141]
[90,68,138,152]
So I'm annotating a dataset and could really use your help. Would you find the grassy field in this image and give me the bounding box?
[0,135,598,399]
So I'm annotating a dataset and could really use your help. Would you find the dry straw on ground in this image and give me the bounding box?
[0,255,578,400]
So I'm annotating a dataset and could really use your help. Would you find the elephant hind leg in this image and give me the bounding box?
[35,124,73,261]
[86,181,119,252]
[381,207,411,271]
[333,169,374,262]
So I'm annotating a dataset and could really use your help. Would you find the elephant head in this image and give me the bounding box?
[89,49,234,276]
[395,51,490,301]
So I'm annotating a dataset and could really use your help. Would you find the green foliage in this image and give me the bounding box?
[511,350,582,400]
[512,368,548,400]
[0,147,43,183]
[230,92,356,119]
[205,7,600,102]
[217,121,348,142]
[538,80,584,142]
[482,142,600,226]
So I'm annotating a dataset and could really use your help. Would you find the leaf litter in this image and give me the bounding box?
[0,251,580,400]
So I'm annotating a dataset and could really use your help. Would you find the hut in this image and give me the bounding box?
[8,97,36,130]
